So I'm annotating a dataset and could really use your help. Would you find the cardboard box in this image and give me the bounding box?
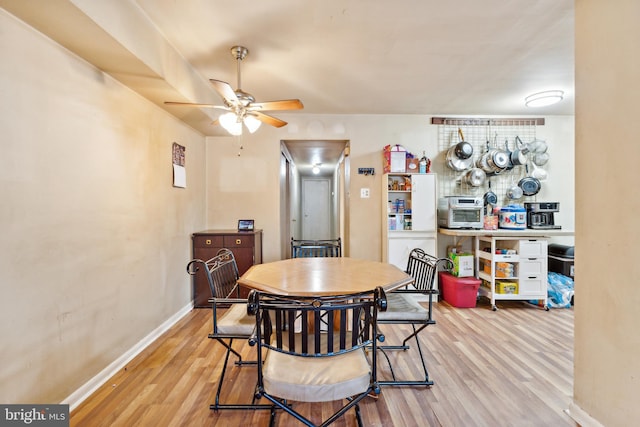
[449,252,474,277]
[481,259,492,274]
[495,280,518,294]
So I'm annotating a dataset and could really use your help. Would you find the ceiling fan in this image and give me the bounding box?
[165,46,303,135]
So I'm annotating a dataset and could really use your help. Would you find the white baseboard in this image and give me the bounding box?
[565,402,605,427]
[61,301,194,411]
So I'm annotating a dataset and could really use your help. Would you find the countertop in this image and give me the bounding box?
[192,229,263,235]
[438,228,574,237]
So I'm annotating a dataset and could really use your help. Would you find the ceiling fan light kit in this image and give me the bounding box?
[219,112,243,135]
[164,45,303,135]
[243,114,262,133]
[525,90,564,108]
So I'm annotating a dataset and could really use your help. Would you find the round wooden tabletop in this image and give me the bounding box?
[238,257,414,296]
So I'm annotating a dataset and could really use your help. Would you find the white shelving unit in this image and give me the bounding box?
[476,236,548,311]
[382,173,437,271]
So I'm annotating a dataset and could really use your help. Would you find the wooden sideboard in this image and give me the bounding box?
[191,229,263,308]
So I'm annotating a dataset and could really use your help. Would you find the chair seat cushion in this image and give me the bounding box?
[215,303,255,336]
[377,292,430,321]
[263,333,371,402]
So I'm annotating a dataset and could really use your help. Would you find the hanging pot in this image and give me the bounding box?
[487,147,510,172]
[518,165,542,196]
[530,161,548,180]
[454,128,474,159]
[484,179,498,206]
[477,154,491,172]
[464,167,486,187]
[530,139,548,154]
[533,152,550,166]
[479,140,508,174]
[446,129,474,171]
[507,176,524,200]
[476,141,493,173]
[515,135,531,155]
[506,140,526,166]
[447,152,473,171]
[517,136,548,155]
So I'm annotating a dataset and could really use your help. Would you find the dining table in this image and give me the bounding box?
[236,257,409,422]
[237,256,414,296]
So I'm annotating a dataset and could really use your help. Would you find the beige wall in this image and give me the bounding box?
[206,114,575,262]
[0,11,206,403]
[574,0,640,425]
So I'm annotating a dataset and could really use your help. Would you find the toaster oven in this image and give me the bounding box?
[437,196,484,229]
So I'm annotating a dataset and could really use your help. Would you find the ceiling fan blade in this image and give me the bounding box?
[164,101,228,109]
[249,99,304,111]
[253,111,287,128]
[210,79,239,103]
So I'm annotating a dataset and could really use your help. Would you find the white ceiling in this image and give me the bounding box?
[0,0,574,170]
[135,0,574,117]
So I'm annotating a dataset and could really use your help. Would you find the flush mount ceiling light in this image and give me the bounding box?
[525,90,564,108]
[312,163,321,175]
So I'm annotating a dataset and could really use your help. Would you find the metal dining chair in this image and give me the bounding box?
[186,249,270,411]
[376,247,453,387]
[247,287,387,427]
[291,237,342,258]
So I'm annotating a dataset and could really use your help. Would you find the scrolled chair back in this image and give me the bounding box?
[186,248,240,299]
[406,247,454,291]
[249,288,386,357]
[291,237,342,258]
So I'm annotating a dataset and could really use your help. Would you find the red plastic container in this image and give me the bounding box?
[439,272,480,308]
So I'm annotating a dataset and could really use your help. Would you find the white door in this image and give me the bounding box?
[411,174,436,231]
[302,178,331,239]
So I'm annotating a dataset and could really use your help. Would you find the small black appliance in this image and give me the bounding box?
[524,202,561,229]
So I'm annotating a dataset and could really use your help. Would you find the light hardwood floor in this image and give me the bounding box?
[70,299,577,427]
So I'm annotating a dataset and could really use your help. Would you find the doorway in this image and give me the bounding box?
[280,140,349,258]
[302,178,331,239]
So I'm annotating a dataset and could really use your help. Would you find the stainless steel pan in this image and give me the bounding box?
[484,179,498,205]
[464,167,486,187]
[446,129,474,171]
[518,164,541,196]
[506,140,526,167]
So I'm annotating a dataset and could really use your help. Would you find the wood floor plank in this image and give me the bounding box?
[70,300,578,426]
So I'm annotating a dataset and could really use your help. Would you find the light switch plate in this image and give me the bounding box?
[360,188,370,198]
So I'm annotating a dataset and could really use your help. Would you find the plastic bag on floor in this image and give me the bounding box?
[530,272,574,308]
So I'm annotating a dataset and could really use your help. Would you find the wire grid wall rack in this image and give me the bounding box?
[433,117,545,209]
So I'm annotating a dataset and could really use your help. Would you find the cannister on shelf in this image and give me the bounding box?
[499,205,526,230]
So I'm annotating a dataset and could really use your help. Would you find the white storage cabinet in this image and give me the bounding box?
[382,173,437,271]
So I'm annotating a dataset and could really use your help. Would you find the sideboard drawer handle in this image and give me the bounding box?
[236,239,241,245]
[205,239,212,245]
